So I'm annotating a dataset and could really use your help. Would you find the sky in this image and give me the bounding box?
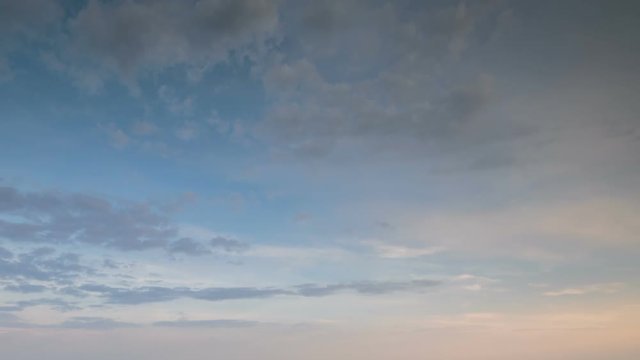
[0,0,639,359]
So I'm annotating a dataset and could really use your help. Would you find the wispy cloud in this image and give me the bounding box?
[543,283,625,297]
[76,278,441,305]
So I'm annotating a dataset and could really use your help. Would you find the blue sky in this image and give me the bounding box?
[1,1,640,359]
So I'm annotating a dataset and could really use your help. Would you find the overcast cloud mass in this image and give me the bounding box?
[0,1,639,359]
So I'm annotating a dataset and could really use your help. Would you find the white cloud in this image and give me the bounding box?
[543,283,625,297]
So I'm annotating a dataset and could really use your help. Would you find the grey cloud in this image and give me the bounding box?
[0,315,135,330]
[1,298,80,312]
[79,284,289,305]
[102,259,119,269]
[259,0,640,175]
[58,316,137,330]
[0,246,12,259]
[0,0,63,79]
[0,312,28,328]
[0,246,92,283]
[168,236,249,256]
[154,319,260,328]
[192,286,289,302]
[210,236,250,252]
[168,238,210,256]
[258,58,500,162]
[76,278,440,305]
[0,185,176,251]
[0,0,62,38]
[0,278,440,313]
[0,315,256,330]
[1,186,238,256]
[295,279,441,297]
[3,282,47,293]
[252,1,538,167]
[56,0,280,86]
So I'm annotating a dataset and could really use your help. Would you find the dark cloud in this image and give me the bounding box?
[259,59,500,161]
[0,0,62,38]
[47,0,280,88]
[252,1,526,165]
[0,0,63,79]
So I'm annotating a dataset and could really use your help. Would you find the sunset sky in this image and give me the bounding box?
[1,1,639,359]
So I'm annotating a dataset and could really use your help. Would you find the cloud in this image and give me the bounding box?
[0,0,63,79]
[0,185,227,257]
[0,185,174,250]
[364,241,443,259]
[76,278,441,305]
[77,284,290,305]
[210,236,249,252]
[0,0,62,39]
[0,312,27,328]
[0,246,12,259]
[397,198,640,257]
[57,316,138,330]
[0,315,136,330]
[0,246,92,284]
[3,282,47,293]
[1,298,80,312]
[167,238,210,256]
[543,283,625,297]
[50,0,280,88]
[294,279,441,297]
[153,319,261,328]
[258,59,497,160]
[168,236,249,256]
[254,1,505,160]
